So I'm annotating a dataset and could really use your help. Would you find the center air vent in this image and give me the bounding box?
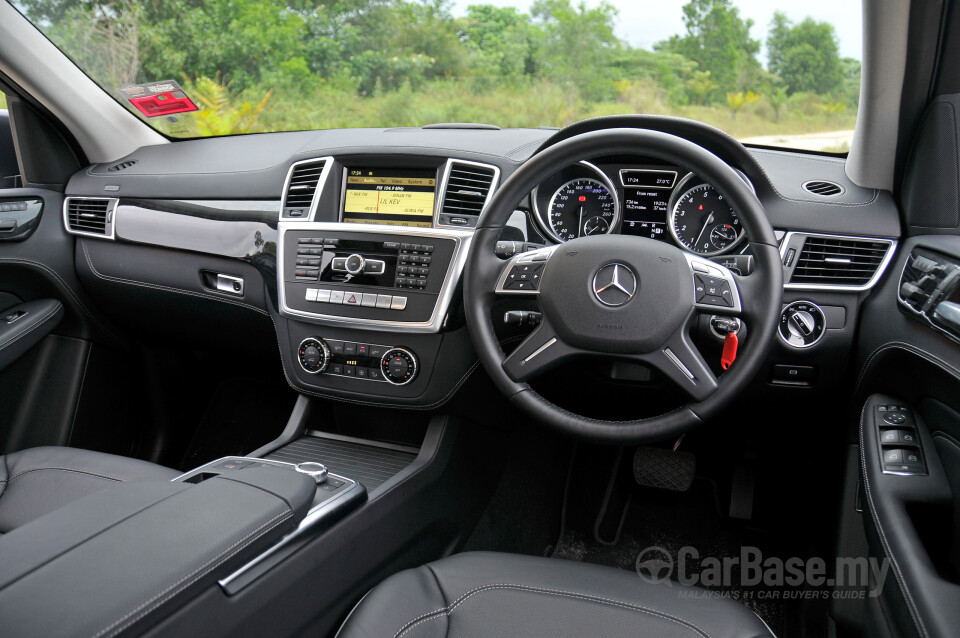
[802,180,844,197]
[63,197,117,239]
[782,232,895,290]
[282,158,330,219]
[437,160,499,228]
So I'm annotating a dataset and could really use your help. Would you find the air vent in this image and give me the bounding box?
[64,197,116,238]
[802,180,844,197]
[438,160,499,228]
[107,160,137,172]
[282,158,330,219]
[789,235,892,287]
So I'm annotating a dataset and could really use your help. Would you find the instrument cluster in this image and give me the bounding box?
[530,159,753,257]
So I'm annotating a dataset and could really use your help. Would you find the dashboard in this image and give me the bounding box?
[58,116,903,411]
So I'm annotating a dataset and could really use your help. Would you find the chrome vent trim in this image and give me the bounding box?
[281,157,334,221]
[780,231,897,291]
[63,197,117,239]
[435,159,500,228]
[802,180,844,197]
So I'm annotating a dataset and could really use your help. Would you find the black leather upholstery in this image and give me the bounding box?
[0,446,179,533]
[337,552,775,638]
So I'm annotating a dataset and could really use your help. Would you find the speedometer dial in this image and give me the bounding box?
[548,178,616,242]
[669,183,745,255]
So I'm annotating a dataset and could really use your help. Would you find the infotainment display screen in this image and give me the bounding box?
[342,168,437,227]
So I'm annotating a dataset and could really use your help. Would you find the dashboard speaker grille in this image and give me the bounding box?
[283,159,327,214]
[439,161,497,226]
[65,198,114,237]
[791,236,890,286]
[802,180,844,196]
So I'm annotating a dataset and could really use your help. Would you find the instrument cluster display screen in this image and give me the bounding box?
[342,168,437,227]
[621,189,671,242]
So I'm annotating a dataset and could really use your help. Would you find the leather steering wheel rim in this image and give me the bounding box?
[464,128,783,444]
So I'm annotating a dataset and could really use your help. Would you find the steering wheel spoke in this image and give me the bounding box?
[502,318,578,383]
[628,311,719,402]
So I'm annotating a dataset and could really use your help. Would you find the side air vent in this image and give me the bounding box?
[63,197,117,239]
[282,158,331,219]
[437,160,500,228]
[802,180,844,197]
[782,232,895,290]
[107,160,137,172]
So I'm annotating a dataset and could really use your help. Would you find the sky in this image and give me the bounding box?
[448,0,863,63]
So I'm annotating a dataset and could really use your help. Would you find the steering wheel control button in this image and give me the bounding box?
[778,301,826,348]
[592,263,637,306]
[695,275,733,307]
[381,348,418,385]
[298,338,330,374]
[295,462,328,484]
[883,412,907,425]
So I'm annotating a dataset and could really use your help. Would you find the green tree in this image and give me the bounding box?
[655,0,760,99]
[531,0,622,101]
[685,70,717,106]
[458,5,540,79]
[767,12,843,95]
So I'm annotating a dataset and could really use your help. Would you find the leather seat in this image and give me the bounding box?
[337,552,775,638]
[0,446,179,534]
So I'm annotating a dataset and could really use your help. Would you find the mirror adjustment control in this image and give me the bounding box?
[298,337,330,374]
[381,347,418,385]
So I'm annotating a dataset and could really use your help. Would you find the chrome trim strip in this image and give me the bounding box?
[779,231,898,292]
[280,156,335,222]
[896,250,960,348]
[524,338,557,363]
[663,348,695,380]
[277,222,473,333]
[434,158,501,229]
[63,196,118,240]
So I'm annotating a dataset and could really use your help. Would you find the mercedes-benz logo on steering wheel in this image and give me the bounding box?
[592,263,637,307]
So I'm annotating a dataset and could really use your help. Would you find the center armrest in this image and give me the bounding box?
[0,465,316,638]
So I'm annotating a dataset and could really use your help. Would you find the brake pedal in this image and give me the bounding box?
[633,446,696,492]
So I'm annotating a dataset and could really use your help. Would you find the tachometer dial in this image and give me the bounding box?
[669,183,745,255]
[548,178,616,242]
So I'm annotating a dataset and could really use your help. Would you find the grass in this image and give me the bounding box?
[0,92,6,109]
[145,77,856,143]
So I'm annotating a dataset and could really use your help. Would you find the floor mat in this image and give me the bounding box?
[549,444,795,636]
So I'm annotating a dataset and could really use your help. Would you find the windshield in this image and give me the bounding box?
[12,0,861,152]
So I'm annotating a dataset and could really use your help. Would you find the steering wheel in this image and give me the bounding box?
[464,128,783,443]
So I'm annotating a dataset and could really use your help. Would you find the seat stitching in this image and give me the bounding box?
[93,509,291,638]
[7,466,127,484]
[393,583,712,638]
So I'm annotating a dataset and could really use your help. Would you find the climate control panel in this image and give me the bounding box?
[297,337,418,385]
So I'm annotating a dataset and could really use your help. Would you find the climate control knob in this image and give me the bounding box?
[298,337,331,374]
[381,347,418,385]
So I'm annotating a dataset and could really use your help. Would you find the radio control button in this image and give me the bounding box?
[331,257,347,272]
[376,294,393,309]
[329,290,345,304]
[343,292,362,306]
[383,242,399,250]
[316,289,331,303]
[391,296,408,310]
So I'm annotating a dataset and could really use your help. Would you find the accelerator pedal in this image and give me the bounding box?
[632,446,696,492]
